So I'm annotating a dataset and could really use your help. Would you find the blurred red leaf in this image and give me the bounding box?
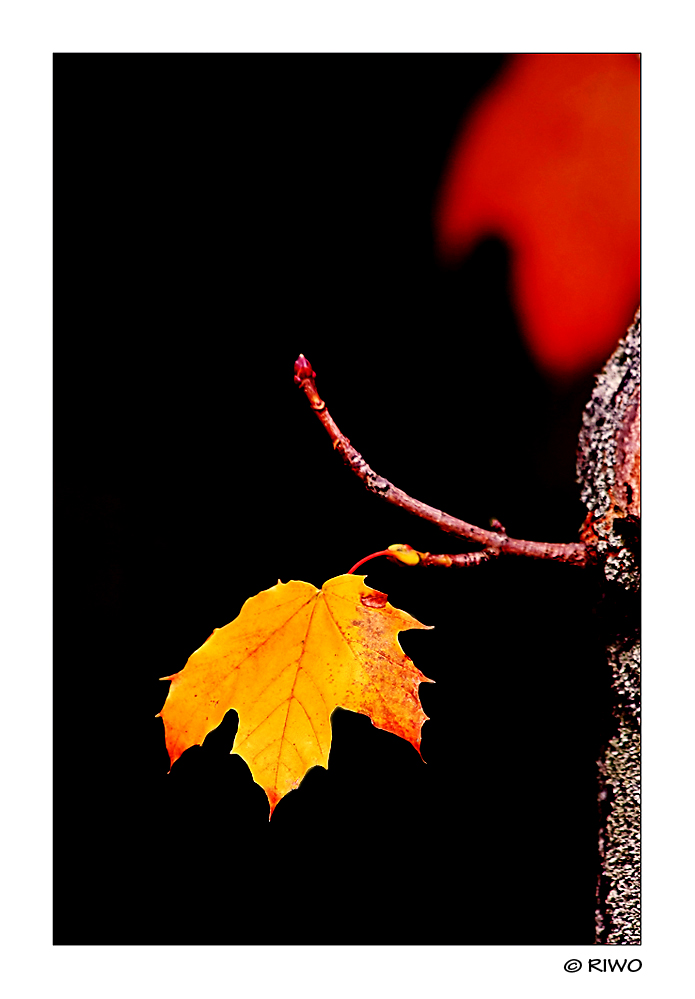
[435,54,640,380]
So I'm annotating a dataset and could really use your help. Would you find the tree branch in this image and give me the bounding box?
[294,354,592,567]
[401,549,501,568]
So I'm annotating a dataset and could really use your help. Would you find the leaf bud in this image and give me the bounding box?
[294,353,316,384]
[387,544,422,566]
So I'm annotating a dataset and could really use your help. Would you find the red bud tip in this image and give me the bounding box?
[294,354,316,385]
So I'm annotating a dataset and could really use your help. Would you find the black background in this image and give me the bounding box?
[55,54,613,945]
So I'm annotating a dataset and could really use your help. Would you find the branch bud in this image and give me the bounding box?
[294,354,316,385]
[387,544,422,566]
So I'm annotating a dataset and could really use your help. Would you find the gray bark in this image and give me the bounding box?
[576,308,641,944]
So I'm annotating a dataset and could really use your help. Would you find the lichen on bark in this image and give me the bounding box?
[596,631,641,944]
[577,309,640,591]
[576,308,640,944]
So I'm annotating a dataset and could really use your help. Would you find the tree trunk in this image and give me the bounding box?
[576,308,641,944]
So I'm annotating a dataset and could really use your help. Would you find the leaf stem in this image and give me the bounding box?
[347,550,392,574]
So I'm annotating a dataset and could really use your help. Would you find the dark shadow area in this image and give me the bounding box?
[54,53,611,945]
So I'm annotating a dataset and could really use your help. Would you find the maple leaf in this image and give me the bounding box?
[158,574,433,818]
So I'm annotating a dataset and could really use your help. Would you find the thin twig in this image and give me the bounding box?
[294,354,593,568]
[403,549,500,568]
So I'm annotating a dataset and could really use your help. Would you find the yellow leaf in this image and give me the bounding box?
[158,574,433,818]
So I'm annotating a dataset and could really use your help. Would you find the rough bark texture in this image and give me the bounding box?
[576,308,641,944]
